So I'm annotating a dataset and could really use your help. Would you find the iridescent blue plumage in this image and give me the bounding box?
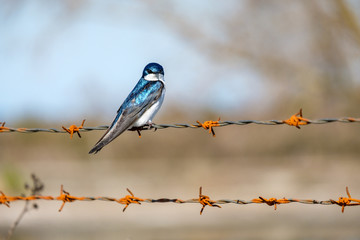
[89,63,165,154]
[118,79,163,115]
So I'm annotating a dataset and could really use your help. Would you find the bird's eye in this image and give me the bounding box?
[147,69,153,74]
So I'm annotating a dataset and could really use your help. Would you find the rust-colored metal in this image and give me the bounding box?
[195,117,221,137]
[283,108,310,129]
[62,119,86,138]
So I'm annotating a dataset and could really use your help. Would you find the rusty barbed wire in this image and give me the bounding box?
[61,119,86,139]
[1,186,359,214]
[1,109,359,137]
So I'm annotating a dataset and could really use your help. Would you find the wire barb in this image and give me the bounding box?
[62,119,86,138]
[57,185,85,212]
[330,186,360,213]
[283,108,310,129]
[116,188,143,212]
[253,197,291,210]
[0,191,10,207]
[198,187,221,215]
[0,122,9,132]
[194,117,221,137]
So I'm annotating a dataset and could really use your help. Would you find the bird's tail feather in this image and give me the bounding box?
[88,127,122,154]
[88,143,103,154]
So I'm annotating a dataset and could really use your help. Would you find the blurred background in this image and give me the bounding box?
[1,0,360,239]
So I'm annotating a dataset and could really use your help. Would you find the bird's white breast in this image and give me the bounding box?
[132,89,165,127]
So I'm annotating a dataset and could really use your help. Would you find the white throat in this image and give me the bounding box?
[144,73,165,84]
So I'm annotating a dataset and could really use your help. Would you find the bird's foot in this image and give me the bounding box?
[129,121,158,137]
[128,126,144,138]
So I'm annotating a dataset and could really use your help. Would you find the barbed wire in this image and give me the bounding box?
[1,186,359,214]
[1,109,359,138]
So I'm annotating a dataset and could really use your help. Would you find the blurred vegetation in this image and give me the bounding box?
[2,1,359,117]
[0,164,24,194]
[148,0,360,116]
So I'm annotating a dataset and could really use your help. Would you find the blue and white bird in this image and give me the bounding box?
[89,62,166,154]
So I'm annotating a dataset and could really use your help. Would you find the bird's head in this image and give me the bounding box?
[142,63,165,82]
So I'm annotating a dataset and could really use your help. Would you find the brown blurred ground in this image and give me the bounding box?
[1,110,360,240]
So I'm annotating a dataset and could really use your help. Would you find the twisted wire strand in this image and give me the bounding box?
[1,186,359,214]
[1,117,359,134]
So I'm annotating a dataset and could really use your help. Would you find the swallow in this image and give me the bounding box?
[89,62,165,154]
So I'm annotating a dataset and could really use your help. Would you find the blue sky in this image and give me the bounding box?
[0,1,261,122]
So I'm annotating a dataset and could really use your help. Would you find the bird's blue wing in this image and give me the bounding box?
[89,79,164,154]
[114,78,163,127]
